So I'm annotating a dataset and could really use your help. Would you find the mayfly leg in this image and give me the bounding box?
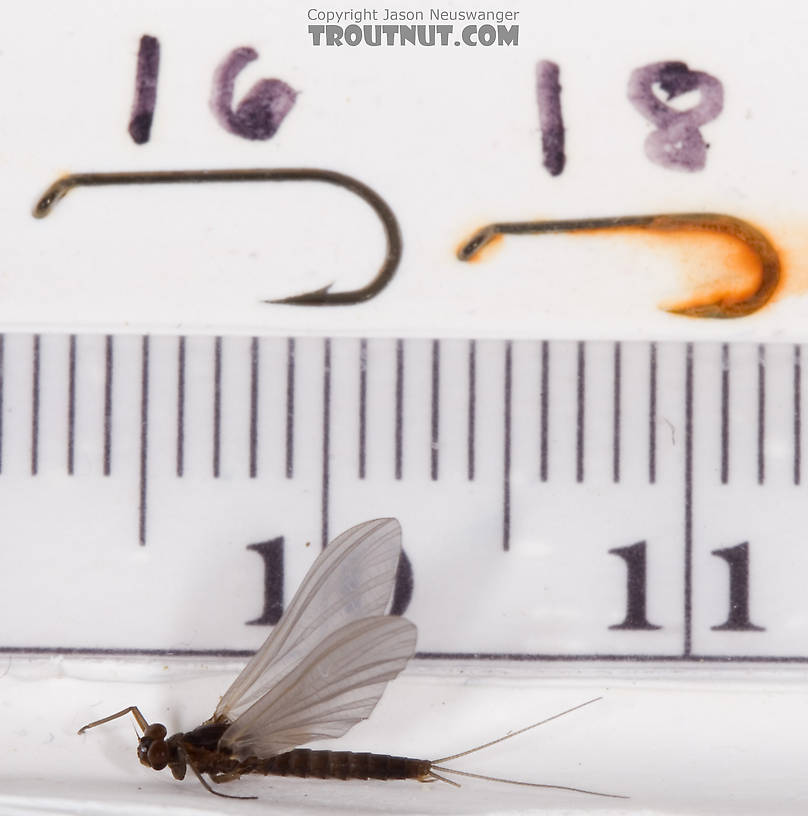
[179,746,257,801]
[78,706,149,734]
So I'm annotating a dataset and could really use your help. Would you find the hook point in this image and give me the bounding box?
[267,283,335,306]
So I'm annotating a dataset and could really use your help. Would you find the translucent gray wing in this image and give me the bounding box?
[220,615,417,759]
[215,518,402,722]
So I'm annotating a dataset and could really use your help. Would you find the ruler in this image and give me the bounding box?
[1,331,805,664]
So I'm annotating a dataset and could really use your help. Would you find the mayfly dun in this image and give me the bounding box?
[78,518,626,800]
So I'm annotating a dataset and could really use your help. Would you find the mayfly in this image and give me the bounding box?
[79,518,626,800]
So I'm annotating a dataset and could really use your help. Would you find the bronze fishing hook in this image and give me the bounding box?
[33,168,402,306]
[457,213,780,318]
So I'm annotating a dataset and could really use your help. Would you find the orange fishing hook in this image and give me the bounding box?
[457,213,779,318]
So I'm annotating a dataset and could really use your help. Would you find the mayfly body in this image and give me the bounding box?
[78,518,626,800]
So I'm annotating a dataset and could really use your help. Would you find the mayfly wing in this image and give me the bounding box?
[215,518,403,722]
[220,615,417,759]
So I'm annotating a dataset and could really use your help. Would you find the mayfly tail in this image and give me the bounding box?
[427,766,628,799]
[428,696,628,800]
[431,696,603,764]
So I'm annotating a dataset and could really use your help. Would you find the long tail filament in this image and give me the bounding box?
[429,696,628,800]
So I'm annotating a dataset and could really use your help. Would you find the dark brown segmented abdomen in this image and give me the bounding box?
[245,749,431,781]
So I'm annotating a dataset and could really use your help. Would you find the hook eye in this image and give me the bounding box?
[457,212,780,318]
[33,168,402,306]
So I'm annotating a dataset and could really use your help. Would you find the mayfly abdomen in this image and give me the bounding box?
[248,749,431,781]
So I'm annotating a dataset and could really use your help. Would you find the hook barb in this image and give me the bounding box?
[457,212,780,319]
[34,168,402,306]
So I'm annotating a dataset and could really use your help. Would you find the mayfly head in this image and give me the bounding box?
[79,706,185,778]
[136,722,170,770]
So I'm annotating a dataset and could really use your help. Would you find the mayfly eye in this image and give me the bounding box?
[148,740,169,770]
[144,723,167,739]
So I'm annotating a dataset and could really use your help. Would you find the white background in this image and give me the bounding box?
[3,1,808,813]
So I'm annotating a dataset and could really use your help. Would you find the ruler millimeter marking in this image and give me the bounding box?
[684,342,694,657]
[794,345,802,485]
[1,332,806,662]
[249,336,259,479]
[31,333,40,476]
[177,335,186,477]
[321,337,331,549]
[649,342,657,484]
[139,335,149,545]
[285,337,295,479]
[103,335,113,476]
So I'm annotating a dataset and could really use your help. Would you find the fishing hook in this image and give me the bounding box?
[457,213,780,318]
[33,168,402,306]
